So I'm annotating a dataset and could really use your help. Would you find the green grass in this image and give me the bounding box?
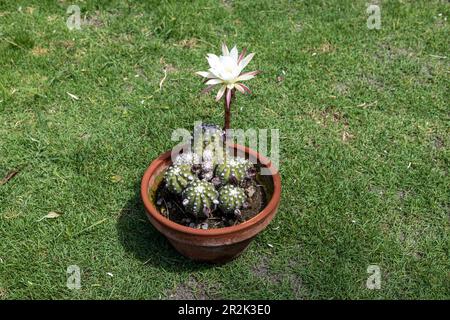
[0,0,449,299]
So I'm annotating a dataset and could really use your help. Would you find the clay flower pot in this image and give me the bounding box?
[140,144,281,263]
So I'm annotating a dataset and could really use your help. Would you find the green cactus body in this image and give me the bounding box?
[193,125,223,155]
[215,156,252,183]
[182,180,219,217]
[218,185,246,213]
[164,164,196,194]
[200,147,227,180]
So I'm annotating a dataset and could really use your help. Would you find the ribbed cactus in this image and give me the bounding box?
[218,185,246,213]
[193,124,224,155]
[199,148,227,181]
[215,156,252,183]
[164,164,196,194]
[182,180,219,217]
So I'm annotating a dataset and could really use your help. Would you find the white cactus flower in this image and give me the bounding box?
[196,44,259,107]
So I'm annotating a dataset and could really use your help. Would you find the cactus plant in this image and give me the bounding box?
[182,180,219,217]
[215,156,252,183]
[164,164,196,194]
[192,123,224,155]
[218,185,246,213]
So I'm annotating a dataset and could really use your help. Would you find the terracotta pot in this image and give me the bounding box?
[140,144,281,263]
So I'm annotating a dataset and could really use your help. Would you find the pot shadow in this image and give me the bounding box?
[116,179,215,272]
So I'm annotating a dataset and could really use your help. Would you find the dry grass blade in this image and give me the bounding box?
[0,170,19,185]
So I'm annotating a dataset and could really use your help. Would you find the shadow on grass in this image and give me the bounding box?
[116,180,215,272]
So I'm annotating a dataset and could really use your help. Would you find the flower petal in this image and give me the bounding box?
[237,74,255,81]
[206,78,224,85]
[215,85,226,101]
[201,84,217,94]
[239,83,252,94]
[196,71,213,78]
[208,68,222,79]
[230,46,238,62]
[237,70,260,81]
[238,47,247,64]
[207,54,220,69]
[222,43,229,56]
[238,52,255,70]
[235,83,246,94]
[225,88,232,109]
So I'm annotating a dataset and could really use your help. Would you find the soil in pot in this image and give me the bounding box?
[150,164,272,230]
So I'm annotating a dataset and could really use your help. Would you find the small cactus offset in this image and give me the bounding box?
[164,164,196,194]
[182,180,219,217]
[215,156,252,183]
[199,147,228,181]
[218,185,246,213]
[192,124,224,155]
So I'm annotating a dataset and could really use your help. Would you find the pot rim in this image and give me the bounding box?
[141,144,281,237]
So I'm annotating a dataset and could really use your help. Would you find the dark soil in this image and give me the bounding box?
[154,168,269,230]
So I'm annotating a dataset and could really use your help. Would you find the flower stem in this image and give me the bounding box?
[224,89,235,135]
[224,98,230,132]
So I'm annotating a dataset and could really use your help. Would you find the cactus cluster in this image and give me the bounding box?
[162,125,256,222]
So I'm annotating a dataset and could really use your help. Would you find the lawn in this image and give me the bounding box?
[0,0,449,299]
